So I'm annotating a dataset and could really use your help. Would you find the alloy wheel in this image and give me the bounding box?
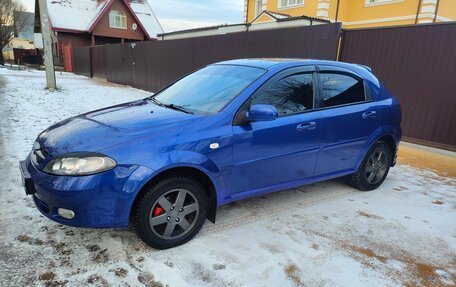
[149,189,199,240]
[365,150,387,185]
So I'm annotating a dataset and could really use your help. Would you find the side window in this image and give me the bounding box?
[319,73,366,108]
[251,73,314,116]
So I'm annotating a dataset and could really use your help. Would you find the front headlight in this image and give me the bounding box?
[44,155,117,176]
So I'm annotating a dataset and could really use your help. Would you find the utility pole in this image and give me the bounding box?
[38,0,56,89]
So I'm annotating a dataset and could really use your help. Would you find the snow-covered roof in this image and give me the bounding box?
[46,0,163,39]
[128,0,163,39]
[47,0,108,32]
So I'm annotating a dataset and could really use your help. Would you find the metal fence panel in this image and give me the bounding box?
[90,45,107,79]
[72,46,91,78]
[340,23,456,149]
[105,23,342,92]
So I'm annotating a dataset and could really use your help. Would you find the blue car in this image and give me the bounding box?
[20,59,401,249]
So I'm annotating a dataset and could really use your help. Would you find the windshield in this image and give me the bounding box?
[153,65,265,114]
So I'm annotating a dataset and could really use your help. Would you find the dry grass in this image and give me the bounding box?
[351,246,388,263]
[432,200,445,205]
[357,211,384,220]
[311,243,319,250]
[284,264,305,287]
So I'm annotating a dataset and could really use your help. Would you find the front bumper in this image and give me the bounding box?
[20,155,154,228]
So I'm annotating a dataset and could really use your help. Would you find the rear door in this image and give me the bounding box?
[314,65,380,176]
[231,66,322,194]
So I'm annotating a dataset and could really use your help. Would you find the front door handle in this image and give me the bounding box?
[362,111,377,119]
[297,122,316,131]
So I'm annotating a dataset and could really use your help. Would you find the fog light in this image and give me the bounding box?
[57,208,75,219]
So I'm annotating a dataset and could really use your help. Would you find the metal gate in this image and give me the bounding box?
[339,22,456,149]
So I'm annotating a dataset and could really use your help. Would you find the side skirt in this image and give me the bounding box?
[227,168,356,204]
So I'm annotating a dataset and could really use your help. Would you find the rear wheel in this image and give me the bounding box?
[134,176,207,249]
[349,141,392,191]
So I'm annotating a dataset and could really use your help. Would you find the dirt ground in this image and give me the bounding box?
[398,143,456,178]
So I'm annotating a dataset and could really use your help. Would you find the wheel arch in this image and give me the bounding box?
[377,134,397,167]
[356,133,398,171]
[129,165,218,224]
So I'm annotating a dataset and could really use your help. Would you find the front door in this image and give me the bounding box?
[314,66,381,176]
[231,66,321,195]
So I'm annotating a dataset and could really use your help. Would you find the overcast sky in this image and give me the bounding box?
[21,0,245,32]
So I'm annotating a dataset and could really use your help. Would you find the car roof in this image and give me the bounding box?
[214,58,305,69]
[213,58,376,81]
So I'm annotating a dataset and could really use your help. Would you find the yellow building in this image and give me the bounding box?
[245,0,456,29]
[2,38,35,62]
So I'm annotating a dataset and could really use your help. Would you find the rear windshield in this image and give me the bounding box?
[153,65,265,114]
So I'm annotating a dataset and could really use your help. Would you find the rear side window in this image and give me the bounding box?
[319,73,366,108]
[251,73,314,116]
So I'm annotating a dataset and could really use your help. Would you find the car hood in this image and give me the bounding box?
[36,99,196,156]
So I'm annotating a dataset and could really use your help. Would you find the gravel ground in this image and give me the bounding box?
[0,66,455,287]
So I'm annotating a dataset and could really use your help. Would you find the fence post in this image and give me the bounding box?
[89,46,93,78]
[336,27,345,62]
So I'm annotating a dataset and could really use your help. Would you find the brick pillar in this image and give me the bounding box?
[244,0,249,22]
[317,0,331,20]
[261,0,268,11]
[418,0,438,23]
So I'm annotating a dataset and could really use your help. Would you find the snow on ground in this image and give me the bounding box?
[0,66,455,287]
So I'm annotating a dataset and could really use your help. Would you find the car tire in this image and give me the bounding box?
[134,176,208,249]
[349,140,392,191]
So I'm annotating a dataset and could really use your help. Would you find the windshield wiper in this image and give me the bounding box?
[148,98,194,114]
[149,97,164,106]
[163,103,194,114]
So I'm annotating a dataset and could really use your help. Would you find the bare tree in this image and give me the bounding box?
[0,0,27,65]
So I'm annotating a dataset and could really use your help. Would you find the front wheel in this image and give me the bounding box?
[349,141,392,191]
[134,176,208,249]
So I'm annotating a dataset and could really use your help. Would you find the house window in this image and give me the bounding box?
[365,0,404,6]
[109,10,127,29]
[255,0,263,17]
[279,0,304,9]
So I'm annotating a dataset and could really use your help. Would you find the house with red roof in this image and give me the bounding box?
[34,0,163,64]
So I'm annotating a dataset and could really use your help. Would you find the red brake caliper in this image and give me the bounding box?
[153,204,165,217]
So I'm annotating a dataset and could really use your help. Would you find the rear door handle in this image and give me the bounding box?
[297,122,316,131]
[362,111,377,119]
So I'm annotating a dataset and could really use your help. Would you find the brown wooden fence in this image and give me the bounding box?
[91,45,107,79]
[71,22,456,149]
[339,22,456,150]
[72,46,91,78]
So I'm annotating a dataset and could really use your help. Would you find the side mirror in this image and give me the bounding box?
[246,104,278,122]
